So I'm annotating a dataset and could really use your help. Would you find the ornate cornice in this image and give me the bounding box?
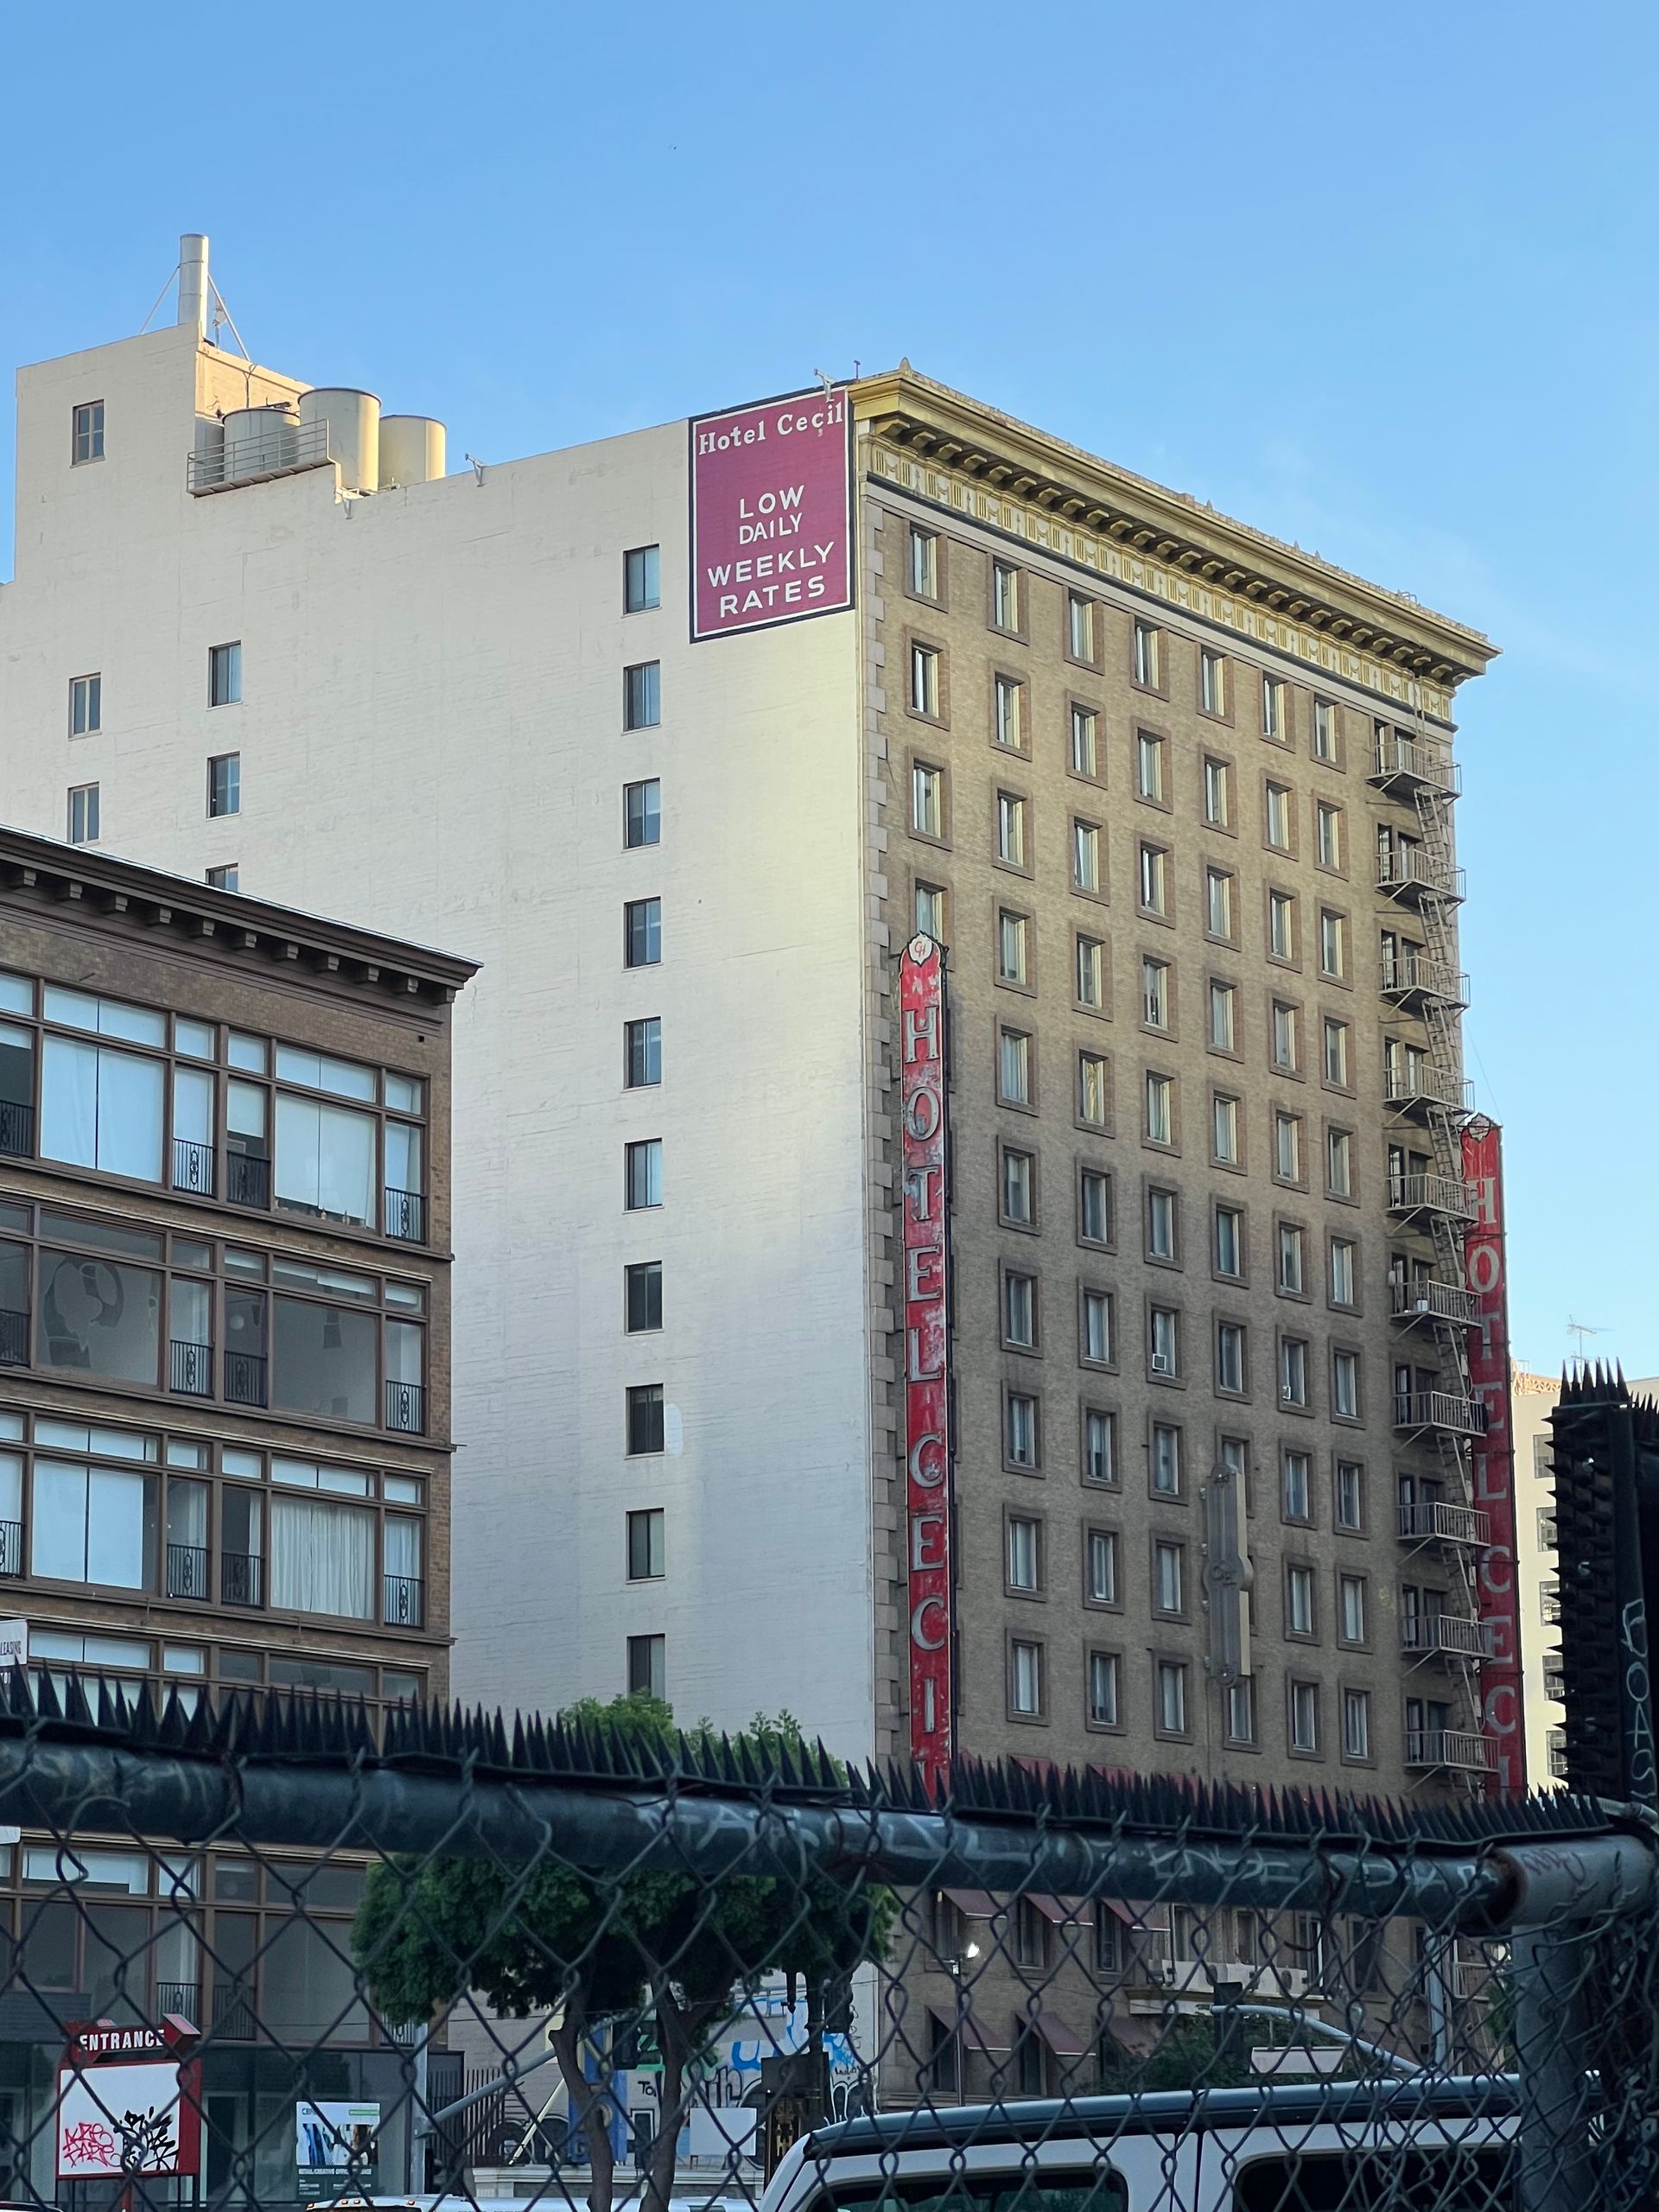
[852,368,1496,709]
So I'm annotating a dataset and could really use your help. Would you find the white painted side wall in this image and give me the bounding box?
[0,327,877,1752]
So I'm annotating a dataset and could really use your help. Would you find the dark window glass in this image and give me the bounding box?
[627,1383,664,1454]
[625,779,660,849]
[626,1262,662,1332]
[625,1017,661,1087]
[625,546,661,613]
[623,662,661,730]
[625,899,662,969]
[207,753,240,817]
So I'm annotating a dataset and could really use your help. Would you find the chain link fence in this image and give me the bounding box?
[0,1678,1652,2212]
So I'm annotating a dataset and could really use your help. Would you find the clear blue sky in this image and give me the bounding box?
[1,0,1650,1375]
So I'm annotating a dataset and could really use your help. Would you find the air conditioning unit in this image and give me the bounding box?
[1152,1352,1174,1375]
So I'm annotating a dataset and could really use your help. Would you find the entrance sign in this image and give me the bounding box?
[689,390,853,641]
[1465,1116,1524,1792]
[899,935,953,1790]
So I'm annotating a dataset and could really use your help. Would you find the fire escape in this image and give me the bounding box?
[1373,719,1492,1789]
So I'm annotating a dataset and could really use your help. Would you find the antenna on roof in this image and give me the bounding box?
[1568,1318,1607,1365]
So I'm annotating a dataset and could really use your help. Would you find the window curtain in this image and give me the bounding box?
[30,1462,147,1587]
[270,1495,373,1618]
[274,1096,375,1225]
[384,1514,421,1583]
[40,1038,162,1182]
[172,1065,213,1147]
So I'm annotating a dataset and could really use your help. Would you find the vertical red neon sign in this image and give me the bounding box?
[1464,1116,1525,1792]
[899,934,953,1791]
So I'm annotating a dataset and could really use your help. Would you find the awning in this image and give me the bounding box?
[1028,1894,1090,1924]
[1100,1897,1173,1933]
[927,2002,1010,2055]
[941,1887,1001,1919]
[1026,2009,1091,2059]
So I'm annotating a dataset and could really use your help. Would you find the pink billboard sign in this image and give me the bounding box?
[689,389,854,641]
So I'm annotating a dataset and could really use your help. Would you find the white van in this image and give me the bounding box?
[761,2079,1516,2212]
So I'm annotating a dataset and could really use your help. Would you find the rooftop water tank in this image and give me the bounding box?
[221,404,298,483]
[378,416,447,489]
[299,387,380,494]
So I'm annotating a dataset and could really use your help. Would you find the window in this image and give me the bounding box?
[1265,780,1292,850]
[72,400,105,464]
[994,674,1025,750]
[1268,889,1296,960]
[1200,648,1227,716]
[1214,1205,1243,1278]
[915,880,946,940]
[1077,1051,1109,1128]
[67,785,99,844]
[1147,1186,1176,1262]
[1282,1451,1312,1522]
[627,1634,665,1700]
[1133,620,1161,689]
[207,753,240,818]
[626,1508,664,1580]
[624,544,661,612]
[1070,704,1099,778]
[1067,593,1097,662]
[1144,1072,1173,1146]
[1010,1638,1044,1717]
[1006,1391,1039,1468]
[997,910,1030,986]
[625,1017,662,1088]
[1149,1306,1179,1377]
[1078,1168,1110,1245]
[1154,1539,1185,1616]
[1343,1688,1371,1760]
[910,642,940,716]
[995,789,1027,866]
[1271,1001,1299,1072]
[1290,1679,1319,1753]
[209,643,242,708]
[1274,1111,1303,1183]
[908,526,938,599]
[1083,1407,1116,1485]
[1228,1677,1256,1744]
[623,661,661,729]
[1003,1270,1036,1350]
[1081,1287,1113,1366]
[1138,842,1168,915]
[625,898,662,969]
[912,761,944,838]
[1281,1336,1309,1408]
[1001,1147,1034,1227]
[1151,1423,1182,1496]
[1327,1126,1353,1197]
[1208,980,1236,1051]
[1319,908,1347,978]
[1076,934,1106,1009]
[1142,957,1170,1030]
[1323,1018,1351,1087]
[70,674,101,737]
[625,1139,663,1209]
[1212,1092,1240,1165]
[626,1383,664,1456]
[1135,729,1166,801]
[1006,1514,1041,1592]
[1287,1564,1315,1637]
[1217,1320,1245,1394]
[1332,1349,1360,1419]
[1085,1529,1119,1605]
[998,1027,1032,1106]
[1203,755,1231,827]
[1088,1649,1121,1726]
[1339,1573,1366,1644]
[1156,1658,1188,1735]
[991,562,1021,633]
[1335,1459,1364,1530]
[625,778,661,849]
[1316,801,1344,868]
[1262,674,1285,738]
[626,1262,662,1332]
[1205,867,1236,939]
[206,865,239,891]
[1277,1221,1306,1295]
[1330,1237,1357,1306]
[1071,819,1101,893]
[1313,699,1338,760]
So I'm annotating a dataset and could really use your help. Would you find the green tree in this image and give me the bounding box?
[353,1696,894,2212]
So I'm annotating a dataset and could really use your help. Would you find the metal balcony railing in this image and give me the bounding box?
[384,1186,426,1243]
[1376,846,1466,903]
[166,1543,211,1600]
[1402,1613,1491,1659]
[171,1137,216,1197]
[0,1521,22,1576]
[220,1551,263,1609]
[0,1099,32,1160]
[1379,952,1468,1007]
[1384,1061,1470,1115]
[0,1310,26,1367]
[385,1379,426,1435]
[188,416,333,493]
[224,1350,267,1408]
[1369,732,1460,794]
[169,1338,213,1396]
[225,1151,270,1211]
[1394,1389,1489,1438]
[154,1981,201,2026]
[1389,1172,1479,1224]
[1404,1728,1494,1774]
[1390,1277,1481,1328]
[210,1982,257,2039]
[1398,1500,1491,1548]
[384,1573,425,1629]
